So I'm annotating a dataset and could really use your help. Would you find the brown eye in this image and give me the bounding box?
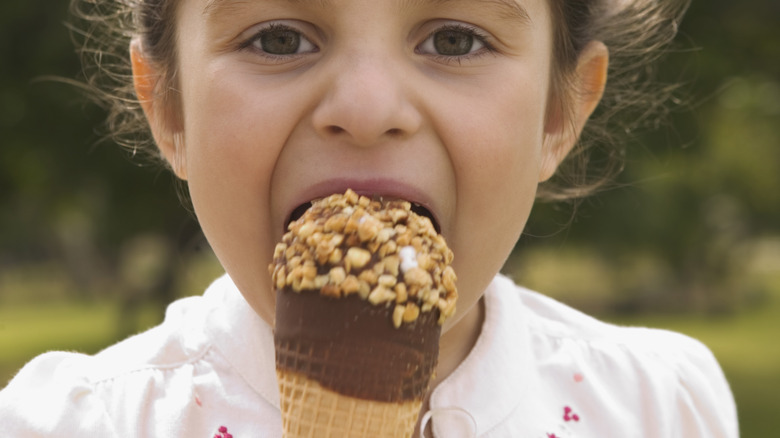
[260,28,301,55]
[246,23,317,57]
[433,30,475,56]
[417,24,487,58]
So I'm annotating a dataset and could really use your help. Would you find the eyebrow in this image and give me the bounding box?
[203,0,532,25]
[408,0,531,24]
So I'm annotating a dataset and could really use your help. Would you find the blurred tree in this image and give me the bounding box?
[0,0,197,307]
[520,0,780,313]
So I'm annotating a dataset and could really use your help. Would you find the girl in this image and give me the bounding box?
[0,0,738,436]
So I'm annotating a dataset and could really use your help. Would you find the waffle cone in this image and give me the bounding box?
[277,369,422,438]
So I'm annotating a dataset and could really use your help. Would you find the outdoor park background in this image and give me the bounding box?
[1,0,778,435]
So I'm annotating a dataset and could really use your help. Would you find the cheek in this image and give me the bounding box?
[178,68,307,320]
[183,66,314,220]
[437,82,547,315]
[446,83,546,215]
[183,71,279,236]
[184,69,294,172]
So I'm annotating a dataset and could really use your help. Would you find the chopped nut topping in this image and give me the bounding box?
[321,284,341,298]
[442,266,457,293]
[302,263,317,280]
[384,255,401,277]
[368,285,396,305]
[358,270,378,287]
[341,275,361,296]
[357,280,371,300]
[345,189,359,205]
[324,215,347,233]
[394,283,408,303]
[403,303,421,323]
[345,247,371,271]
[376,227,395,244]
[270,189,458,327]
[273,243,287,260]
[297,222,316,240]
[314,275,329,289]
[328,248,343,265]
[392,305,405,328]
[403,267,433,289]
[378,274,397,288]
[358,216,382,242]
[274,266,286,290]
[329,266,346,285]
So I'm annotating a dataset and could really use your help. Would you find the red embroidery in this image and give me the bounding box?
[573,372,584,383]
[546,404,582,437]
[563,406,580,422]
[214,425,233,438]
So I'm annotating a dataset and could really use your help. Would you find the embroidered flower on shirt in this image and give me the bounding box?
[214,425,233,438]
[545,405,582,438]
[563,406,580,422]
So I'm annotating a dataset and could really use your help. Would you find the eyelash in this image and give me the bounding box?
[237,22,496,63]
[238,23,318,61]
[418,24,497,64]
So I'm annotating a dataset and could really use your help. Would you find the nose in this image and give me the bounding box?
[311,54,422,147]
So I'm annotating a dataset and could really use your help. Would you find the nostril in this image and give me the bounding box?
[327,126,345,135]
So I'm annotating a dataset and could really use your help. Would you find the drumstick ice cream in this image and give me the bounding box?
[270,189,457,438]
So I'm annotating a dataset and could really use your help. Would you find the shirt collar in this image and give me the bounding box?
[428,274,535,437]
[204,274,281,410]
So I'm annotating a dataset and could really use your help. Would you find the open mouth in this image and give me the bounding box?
[285,199,440,234]
[409,202,440,234]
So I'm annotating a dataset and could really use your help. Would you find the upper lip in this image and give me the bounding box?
[284,178,440,231]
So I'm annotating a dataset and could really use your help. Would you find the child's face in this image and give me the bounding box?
[166,0,568,328]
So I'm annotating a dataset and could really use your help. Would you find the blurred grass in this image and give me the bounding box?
[607,302,780,435]
[0,301,132,384]
[0,247,224,387]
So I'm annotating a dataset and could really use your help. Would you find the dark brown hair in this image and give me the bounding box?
[70,0,690,199]
[543,0,690,200]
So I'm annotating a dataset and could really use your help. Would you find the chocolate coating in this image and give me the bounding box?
[275,290,441,402]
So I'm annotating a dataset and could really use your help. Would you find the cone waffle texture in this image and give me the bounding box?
[277,370,421,438]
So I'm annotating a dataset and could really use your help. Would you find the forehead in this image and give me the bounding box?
[202,0,533,23]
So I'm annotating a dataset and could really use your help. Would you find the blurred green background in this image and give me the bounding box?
[1,0,778,435]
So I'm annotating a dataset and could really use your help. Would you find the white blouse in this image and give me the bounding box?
[0,274,738,437]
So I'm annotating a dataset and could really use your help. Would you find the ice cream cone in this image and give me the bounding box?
[270,190,457,438]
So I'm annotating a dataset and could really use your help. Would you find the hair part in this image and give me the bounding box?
[70,0,690,199]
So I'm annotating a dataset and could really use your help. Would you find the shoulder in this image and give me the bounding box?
[493,274,721,361]
[490,274,739,436]
[0,351,119,436]
[0,278,230,436]
[90,294,215,381]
